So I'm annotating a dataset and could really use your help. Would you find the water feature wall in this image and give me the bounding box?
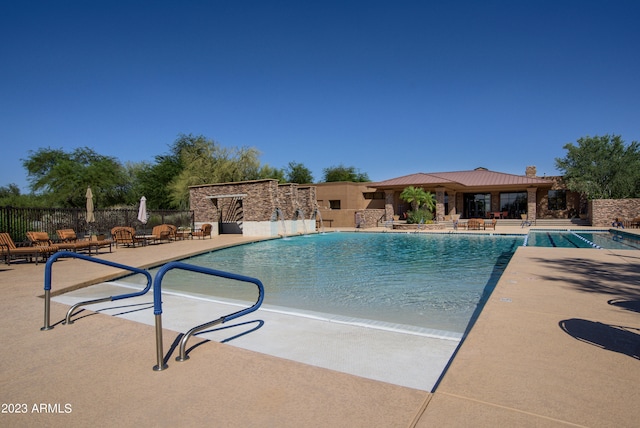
[189,180,318,237]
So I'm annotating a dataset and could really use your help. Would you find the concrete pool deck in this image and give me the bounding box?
[1,226,639,427]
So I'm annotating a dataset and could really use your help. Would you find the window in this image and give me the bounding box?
[329,200,341,209]
[548,190,566,210]
[363,192,384,200]
[499,192,527,218]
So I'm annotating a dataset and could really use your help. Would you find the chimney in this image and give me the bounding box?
[525,166,537,177]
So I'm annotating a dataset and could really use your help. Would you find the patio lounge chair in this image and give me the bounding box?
[111,227,145,248]
[57,229,112,254]
[192,223,212,239]
[485,219,497,230]
[27,231,93,254]
[0,232,57,265]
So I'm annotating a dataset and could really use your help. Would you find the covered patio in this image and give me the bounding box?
[370,167,558,222]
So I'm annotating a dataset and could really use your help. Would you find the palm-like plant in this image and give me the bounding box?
[400,186,436,224]
[400,186,435,211]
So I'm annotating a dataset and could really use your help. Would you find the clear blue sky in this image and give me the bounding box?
[2,1,639,191]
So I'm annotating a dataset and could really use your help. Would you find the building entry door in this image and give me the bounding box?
[464,193,491,218]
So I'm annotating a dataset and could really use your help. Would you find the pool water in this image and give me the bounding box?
[152,232,521,334]
[525,230,640,250]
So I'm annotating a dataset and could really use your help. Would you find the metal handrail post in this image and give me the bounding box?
[41,289,52,331]
[41,253,58,331]
[176,317,224,362]
[153,314,168,371]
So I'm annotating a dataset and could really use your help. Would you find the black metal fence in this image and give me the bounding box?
[0,206,194,244]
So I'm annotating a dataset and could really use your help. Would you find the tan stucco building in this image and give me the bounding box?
[316,167,583,228]
[188,166,596,234]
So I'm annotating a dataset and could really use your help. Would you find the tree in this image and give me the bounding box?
[258,165,286,183]
[167,135,271,208]
[22,147,130,208]
[0,183,21,199]
[135,157,181,209]
[555,135,640,199]
[322,164,370,182]
[400,186,435,211]
[285,162,313,184]
[167,135,227,209]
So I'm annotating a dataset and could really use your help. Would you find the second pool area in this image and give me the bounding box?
[525,229,640,250]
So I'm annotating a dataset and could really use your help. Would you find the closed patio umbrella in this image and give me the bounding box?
[137,196,148,233]
[86,186,95,223]
[86,186,95,238]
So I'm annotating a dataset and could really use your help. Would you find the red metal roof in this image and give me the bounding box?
[370,169,553,188]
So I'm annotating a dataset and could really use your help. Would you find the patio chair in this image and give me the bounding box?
[111,227,145,248]
[27,231,92,254]
[0,232,57,265]
[166,224,177,240]
[192,223,212,239]
[147,224,176,244]
[453,219,467,230]
[521,214,532,228]
[485,219,497,230]
[57,229,112,254]
[467,218,485,230]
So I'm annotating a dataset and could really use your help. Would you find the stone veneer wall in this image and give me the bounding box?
[276,184,296,219]
[275,184,317,219]
[535,176,583,219]
[589,198,640,227]
[358,209,386,228]
[296,186,317,218]
[189,180,318,237]
[190,180,279,222]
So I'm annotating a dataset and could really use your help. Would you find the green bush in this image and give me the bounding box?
[407,208,434,224]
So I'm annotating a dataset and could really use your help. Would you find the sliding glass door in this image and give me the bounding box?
[464,193,490,218]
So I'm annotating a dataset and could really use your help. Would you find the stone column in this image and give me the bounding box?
[527,187,537,221]
[448,191,457,216]
[491,192,500,212]
[385,190,395,220]
[435,187,445,222]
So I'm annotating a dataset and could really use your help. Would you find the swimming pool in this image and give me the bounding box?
[525,230,640,250]
[150,232,521,334]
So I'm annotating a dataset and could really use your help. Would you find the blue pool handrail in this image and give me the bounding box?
[41,251,153,331]
[152,261,265,371]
